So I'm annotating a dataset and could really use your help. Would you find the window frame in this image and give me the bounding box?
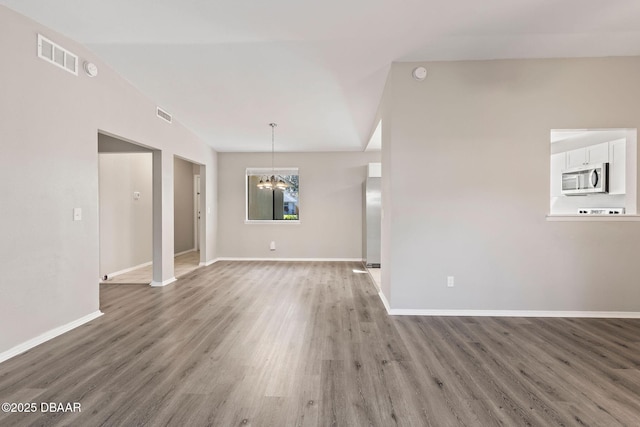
[245,167,301,224]
[548,128,638,219]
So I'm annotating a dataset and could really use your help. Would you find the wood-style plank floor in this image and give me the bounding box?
[100,250,201,284]
[1,261,639,426]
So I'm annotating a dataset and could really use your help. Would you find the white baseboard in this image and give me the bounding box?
[0,310,103,364]
[202,258,219,266]
[174,248,196,257]
[104,261,152,279]
[105,250,197,280]
[150,277,177,287]
[214,257,363,262]
[378,291,392,313]
[378,300,640,319]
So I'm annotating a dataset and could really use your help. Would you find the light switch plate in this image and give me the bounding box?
[73,207,82,221]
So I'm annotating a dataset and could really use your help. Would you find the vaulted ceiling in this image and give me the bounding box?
[4,0,640,151]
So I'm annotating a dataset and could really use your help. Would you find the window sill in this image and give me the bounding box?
[244,220,301,225]
[546,215,640,221]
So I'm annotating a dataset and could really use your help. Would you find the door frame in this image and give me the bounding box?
[194,174,201,251]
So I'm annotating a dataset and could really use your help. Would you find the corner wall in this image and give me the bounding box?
[217,151,380,259]
[382,57,640,312]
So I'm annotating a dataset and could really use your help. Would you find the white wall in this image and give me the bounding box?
[0,6,218,356]
[217,152,380,259]
[99,153,153,275]
[174,156,195,254]
[381,57,640,312]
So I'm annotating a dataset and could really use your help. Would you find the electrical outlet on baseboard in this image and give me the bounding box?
[270,241,276,251]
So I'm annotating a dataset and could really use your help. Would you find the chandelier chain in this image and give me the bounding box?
[257,123,285,191]
[270,122,276,173]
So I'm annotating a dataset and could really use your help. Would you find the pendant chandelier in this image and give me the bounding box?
[257,123,288,190]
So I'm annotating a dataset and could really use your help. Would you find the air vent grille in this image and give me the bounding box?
[156,107,172,124]
[37,34,78,75]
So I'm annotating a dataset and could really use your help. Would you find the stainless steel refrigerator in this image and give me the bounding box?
[365,177,381,267]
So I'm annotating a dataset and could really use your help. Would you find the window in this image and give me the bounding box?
[246,168,299,221]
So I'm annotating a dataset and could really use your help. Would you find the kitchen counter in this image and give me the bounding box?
[546,214,640,221]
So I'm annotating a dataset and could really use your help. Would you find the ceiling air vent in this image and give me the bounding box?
[37,34,78,75]
[156,107,172,124]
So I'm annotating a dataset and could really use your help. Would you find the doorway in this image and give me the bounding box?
[173,156,203,278]
[194,175,201,251]
[98,133,154,284]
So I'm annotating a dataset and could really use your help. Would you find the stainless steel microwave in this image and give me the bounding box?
[561,163,608,195]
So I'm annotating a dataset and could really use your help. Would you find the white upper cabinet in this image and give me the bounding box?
[565,148,585,168]
[550,153,566,197]
[587,142,610,164]
[566,142,609,168]
[608,139,626,194]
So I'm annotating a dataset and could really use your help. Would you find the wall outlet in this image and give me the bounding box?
[447,276,455,287]
[270,241,276,251]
